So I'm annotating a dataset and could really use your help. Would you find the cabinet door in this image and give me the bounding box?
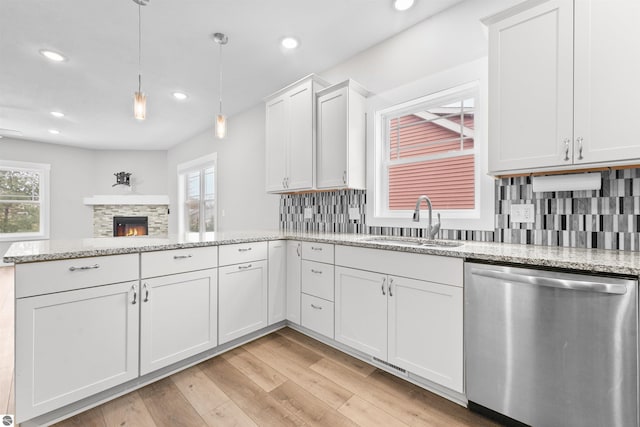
[334,267,387,359]
[15,281,139,422]
[286,241,302,324]
[488,0,574,173]
[265,95,287,192]
[219,260,268,344]
[140,269,217,375]
[574,0,640,164]
[287,80,315,191]
[268,240,287,325]
[317,87,348,188]
[387,276,463,393]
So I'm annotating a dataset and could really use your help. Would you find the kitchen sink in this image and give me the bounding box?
[360,237,463,248]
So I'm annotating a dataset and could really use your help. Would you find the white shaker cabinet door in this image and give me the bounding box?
[317,86,348,189]
[218,260,268,344]
[286,241,302,324]
[140,269,218,375]
[488,0,574,173]
[15,281,139,422]
[334,266,387,360]
[265,95,288,192]
[287,80,315,191]
[268,240,287,325]
[573,0,640,164]
[387,276,463,393]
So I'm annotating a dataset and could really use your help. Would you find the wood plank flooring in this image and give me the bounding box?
[0,266,499,426]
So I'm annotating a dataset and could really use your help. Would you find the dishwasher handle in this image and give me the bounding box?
[470,268,628,295]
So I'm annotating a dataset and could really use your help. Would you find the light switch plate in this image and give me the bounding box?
[510,204,535,223]
[304,207,313,220]
[348,207,360,221]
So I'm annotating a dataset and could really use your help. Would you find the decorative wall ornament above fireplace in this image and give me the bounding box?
[113,171,132,187]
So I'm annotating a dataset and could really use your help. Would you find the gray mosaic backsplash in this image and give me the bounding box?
[279,168,640,251]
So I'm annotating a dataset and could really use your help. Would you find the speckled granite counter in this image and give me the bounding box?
[4,230,640,276]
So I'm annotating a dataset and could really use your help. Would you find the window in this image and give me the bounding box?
[0,160,50,241]
[177,154,217,240]
[368,59,494,231]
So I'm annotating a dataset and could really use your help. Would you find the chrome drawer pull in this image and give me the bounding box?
[311,269,322,274]
[238,264,253,270]
[143,283,149,302]
[311,246,322,251]
[131,285,137,305]
[382,277,386,295]
[389,278,394,297]
[311,304,323,310]
[238,247,252,252]
[173,254,193,259]
[69,264,100,272]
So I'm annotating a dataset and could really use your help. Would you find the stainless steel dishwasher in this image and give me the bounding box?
[465,262,638,427]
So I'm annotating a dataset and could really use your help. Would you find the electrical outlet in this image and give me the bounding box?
[348,207,361,221]
[304,207,313,220]
[510,204,535,223]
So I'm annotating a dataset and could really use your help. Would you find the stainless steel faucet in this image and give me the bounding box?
[413,195,441,239]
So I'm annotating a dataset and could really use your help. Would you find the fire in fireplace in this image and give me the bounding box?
[113,216,148,237]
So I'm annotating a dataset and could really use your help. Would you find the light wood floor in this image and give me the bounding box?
[0,266,498,427]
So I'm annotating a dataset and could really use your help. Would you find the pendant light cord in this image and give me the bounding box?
[138,2,142,92]
[218,41,223,114]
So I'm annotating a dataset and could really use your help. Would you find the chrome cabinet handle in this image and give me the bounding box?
[382,277,386,296]
[311,269,322,274]
[238,263,253,270]
[311,304,322,310]
[69,264,99,272]
[342,171,346,184]
[296,243,301,257]
[576,137,584,160]
[563,138,570,161]
[143,283,149,302]
[131,285,137,305]
[173,254,192,259]
[282,178,286,189]
[389,278,394,297]
[311,246,322,251]
[238,247,252,252]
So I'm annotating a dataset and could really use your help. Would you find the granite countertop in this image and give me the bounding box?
[4,230,640,276]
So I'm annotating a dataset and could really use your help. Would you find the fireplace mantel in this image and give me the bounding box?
[83,195,170,206]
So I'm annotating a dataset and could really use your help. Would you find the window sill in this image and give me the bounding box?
[366,215,494,232]
[0,233,49,243]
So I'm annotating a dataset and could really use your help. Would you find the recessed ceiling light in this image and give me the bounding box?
[50,111,65,118]
[394,0,415,11]
[39,49,67,62]
[281,37,299,50]
[172,92,188,100]
[48,129,60,135]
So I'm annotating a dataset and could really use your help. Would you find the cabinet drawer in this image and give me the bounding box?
[219,241,268,266]
[301,294,334,339]
[301,260,334,301]
[141,246,218,278]
[15,254,139,298]
[301,242,334,264]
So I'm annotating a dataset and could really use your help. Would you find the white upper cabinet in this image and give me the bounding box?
[265,75,329,193]
[488,0,640,174]
[316,80,368,190]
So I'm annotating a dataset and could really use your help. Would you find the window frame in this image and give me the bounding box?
[366,58,494,231]
[0,160,51,242]
[177,153,218,241]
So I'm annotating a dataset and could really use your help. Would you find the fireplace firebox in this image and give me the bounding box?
[113,216,148,237]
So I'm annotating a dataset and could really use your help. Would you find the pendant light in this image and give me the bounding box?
[133,0,149,120]
[213,32,228,139]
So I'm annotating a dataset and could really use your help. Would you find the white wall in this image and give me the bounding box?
[166,104,280,234]
[1,138,167,264]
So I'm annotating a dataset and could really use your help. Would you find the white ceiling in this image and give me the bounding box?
[0,0,464,150]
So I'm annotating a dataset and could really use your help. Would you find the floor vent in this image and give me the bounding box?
[372,357,408,376]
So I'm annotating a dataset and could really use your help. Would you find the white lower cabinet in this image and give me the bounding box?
[268,241,287,325]
[218,260,268,344]
[301,293,334,338]
[140,269,218,375]
[286,241,302,324]
[15,281,140,422]
[334,246,464,393]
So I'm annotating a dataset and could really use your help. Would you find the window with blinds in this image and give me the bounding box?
[382,85,477,214]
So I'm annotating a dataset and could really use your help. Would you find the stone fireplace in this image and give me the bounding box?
[84,195,169,238]
[113,216,148,237]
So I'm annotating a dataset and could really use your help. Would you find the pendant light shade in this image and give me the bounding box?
[213,32,228,139]
[133,0,148,120]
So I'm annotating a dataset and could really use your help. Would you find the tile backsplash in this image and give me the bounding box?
[279,168,640,251]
